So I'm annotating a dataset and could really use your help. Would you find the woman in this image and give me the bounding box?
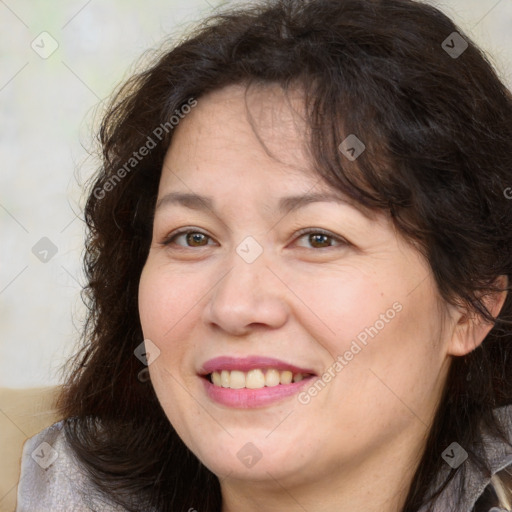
[16,0,512,511]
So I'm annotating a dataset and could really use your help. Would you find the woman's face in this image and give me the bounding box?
[138,83,457,492]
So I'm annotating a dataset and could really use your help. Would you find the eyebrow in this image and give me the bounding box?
[155,191,355,215]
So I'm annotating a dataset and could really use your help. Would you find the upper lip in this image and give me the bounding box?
[199,356,317,376]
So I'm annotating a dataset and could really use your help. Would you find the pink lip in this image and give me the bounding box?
[198,356,317,409]
[201,376,316,408]
[199,356,316,375]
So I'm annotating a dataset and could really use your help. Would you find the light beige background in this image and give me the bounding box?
[1,0,511,388]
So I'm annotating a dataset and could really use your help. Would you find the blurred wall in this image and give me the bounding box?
[1,0,511,388]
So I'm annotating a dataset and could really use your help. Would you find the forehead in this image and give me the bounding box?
[162,82,311,179]
[157,82,379,221]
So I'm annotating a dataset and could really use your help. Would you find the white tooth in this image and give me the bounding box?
[212,371,221,386]
[280,370,293,385]
[229,370,246,389]
[265,369,280,387]
[221,370,230,388]
[246,369,265,389]
[293,373,303,382]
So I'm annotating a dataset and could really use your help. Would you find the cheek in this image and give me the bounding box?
[138,264,202,431]
[138,260,208,414]
[138,262,203,340]
[322,288,445,436]
[298,257,444,403]
[283,264,396,345]
[138,264,160,333]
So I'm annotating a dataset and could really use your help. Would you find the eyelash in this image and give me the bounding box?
[160,227,348,250]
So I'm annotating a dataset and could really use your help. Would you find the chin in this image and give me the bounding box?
[188,433,311,483]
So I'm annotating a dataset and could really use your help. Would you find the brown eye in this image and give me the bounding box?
[308,233,332,248]
[295,229,347,249]
[185,232,209,247]
[162,229,213,248]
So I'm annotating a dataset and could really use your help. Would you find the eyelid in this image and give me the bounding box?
[160,227,214,247]
[293,227,348,244]
[160,226,349,249]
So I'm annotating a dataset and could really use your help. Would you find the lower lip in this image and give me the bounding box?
[201,376,316,408]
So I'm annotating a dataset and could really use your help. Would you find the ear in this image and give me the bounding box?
[447,275,509,357]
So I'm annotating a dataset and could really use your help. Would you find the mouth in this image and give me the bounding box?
[198,356,317,408]
[203,369,315,389]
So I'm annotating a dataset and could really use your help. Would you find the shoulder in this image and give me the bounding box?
[478,404,512,493]
[16,420,127,512]
[423,404,512,512]
[464,405,512,511]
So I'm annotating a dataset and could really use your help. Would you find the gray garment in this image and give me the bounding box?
[16,421,126,512]
[418,404,512,512]
[16,406,512,512]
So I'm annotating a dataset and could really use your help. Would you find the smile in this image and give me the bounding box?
[208,369,313,389]
[199,356,317,408]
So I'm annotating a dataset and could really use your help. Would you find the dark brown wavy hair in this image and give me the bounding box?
[56,0,512,510]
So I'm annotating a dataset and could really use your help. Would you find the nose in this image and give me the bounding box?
[202,247,289,336]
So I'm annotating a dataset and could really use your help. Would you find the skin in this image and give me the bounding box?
[138,83,507,512]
